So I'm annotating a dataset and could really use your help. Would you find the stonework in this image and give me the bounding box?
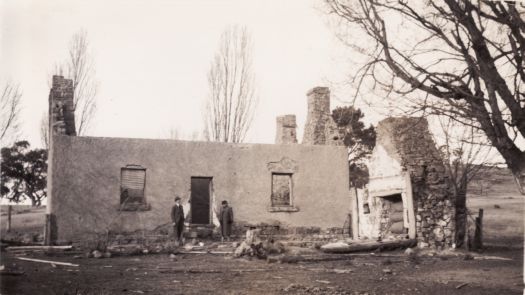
[49,75,76,136]
[302,87,342,146]
[367,117,455,249]
[275,115,298,144]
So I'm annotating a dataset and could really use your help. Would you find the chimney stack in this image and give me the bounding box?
[275,114,298,144]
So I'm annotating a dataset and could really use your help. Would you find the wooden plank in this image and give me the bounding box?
[351,188,359,239]
[16,257,79,267]
[404,172,416,239]
[7,245,72,251]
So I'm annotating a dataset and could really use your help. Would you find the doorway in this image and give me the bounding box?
[190,177,212,224]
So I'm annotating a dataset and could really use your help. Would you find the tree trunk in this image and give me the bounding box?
[454,180,468,248]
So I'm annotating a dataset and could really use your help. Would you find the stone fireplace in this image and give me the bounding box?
[355,117,455,249]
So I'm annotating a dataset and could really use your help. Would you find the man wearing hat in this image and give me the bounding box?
[219,200,234,242]
[171,196,185,244]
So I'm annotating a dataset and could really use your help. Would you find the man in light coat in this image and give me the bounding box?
[219,200,234,242]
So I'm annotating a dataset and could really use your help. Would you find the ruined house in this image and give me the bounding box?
[44,76,454,249]
[356,118,455,249]
[45,77,350,244]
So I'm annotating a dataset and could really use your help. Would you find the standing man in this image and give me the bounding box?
[219,200,234,242]
[171,196,185,245]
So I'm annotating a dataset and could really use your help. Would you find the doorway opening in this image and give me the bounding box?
[190,177,212,225]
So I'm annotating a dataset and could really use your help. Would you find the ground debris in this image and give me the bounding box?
[456,282,469,289]
[16,257,79,267]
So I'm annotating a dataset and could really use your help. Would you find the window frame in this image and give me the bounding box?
[119,164,150,211]
[269,172,299,212]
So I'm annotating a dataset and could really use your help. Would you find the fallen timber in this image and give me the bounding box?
[321,239,417,254]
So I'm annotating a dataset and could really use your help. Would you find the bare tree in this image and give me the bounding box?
[53,30,98,136]
[40,112,49,149]
[325,0,525,193]
[0,82,22,147]
[435,116,493,247]
[204,25,258,143]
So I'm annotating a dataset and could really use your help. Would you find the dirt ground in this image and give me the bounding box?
[1,181,523,295]
[1,244,523,295]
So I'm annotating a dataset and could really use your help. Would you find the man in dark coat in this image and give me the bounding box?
[171,196,185,244]
[219,200,234,241]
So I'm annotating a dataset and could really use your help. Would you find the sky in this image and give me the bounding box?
[1,0,378,148]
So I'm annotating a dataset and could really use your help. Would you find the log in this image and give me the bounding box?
[321,239,417,254]
[0,271,24,276]
[16,257,79,267]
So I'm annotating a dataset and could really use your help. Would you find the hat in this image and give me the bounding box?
[174,196,181,201]
[221,200,228,205]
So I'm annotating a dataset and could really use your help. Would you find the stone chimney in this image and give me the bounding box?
[49,75,76,136]
[302,87,342,145]
[45,75,75,245]
[275,114,298,144]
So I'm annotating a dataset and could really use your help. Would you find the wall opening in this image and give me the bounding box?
[271,173,292,207]
[190,177,212,224]
[379,194,407,236]
[120,165,147,210]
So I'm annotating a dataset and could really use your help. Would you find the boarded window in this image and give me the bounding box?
[271,173,292,206]
[121,165,146,205]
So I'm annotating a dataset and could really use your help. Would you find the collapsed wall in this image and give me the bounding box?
[371,117,455,249]
[302,87,342,146]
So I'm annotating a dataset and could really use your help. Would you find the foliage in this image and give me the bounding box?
[1,141,48,206]
[332,106,376,188]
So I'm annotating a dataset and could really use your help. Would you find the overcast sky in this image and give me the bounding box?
[1,0,384,148]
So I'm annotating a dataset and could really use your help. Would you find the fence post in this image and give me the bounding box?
[473,208,484,250]
[7,205,12,233]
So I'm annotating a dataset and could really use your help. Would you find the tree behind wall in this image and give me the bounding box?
[325,0,525,194]
[332,106,376,188]
[47,29,97,137]
[1,141,47,206]
[203,25,258,143]
[435,116,493,247]
[0,82,22,147]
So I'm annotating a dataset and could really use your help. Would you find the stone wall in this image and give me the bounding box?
[49,136,350,243]
[375,117,455,249]
[302,87,342,146]
[275,115,298,144]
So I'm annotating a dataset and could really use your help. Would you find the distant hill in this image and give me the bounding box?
[468,166,522,197]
